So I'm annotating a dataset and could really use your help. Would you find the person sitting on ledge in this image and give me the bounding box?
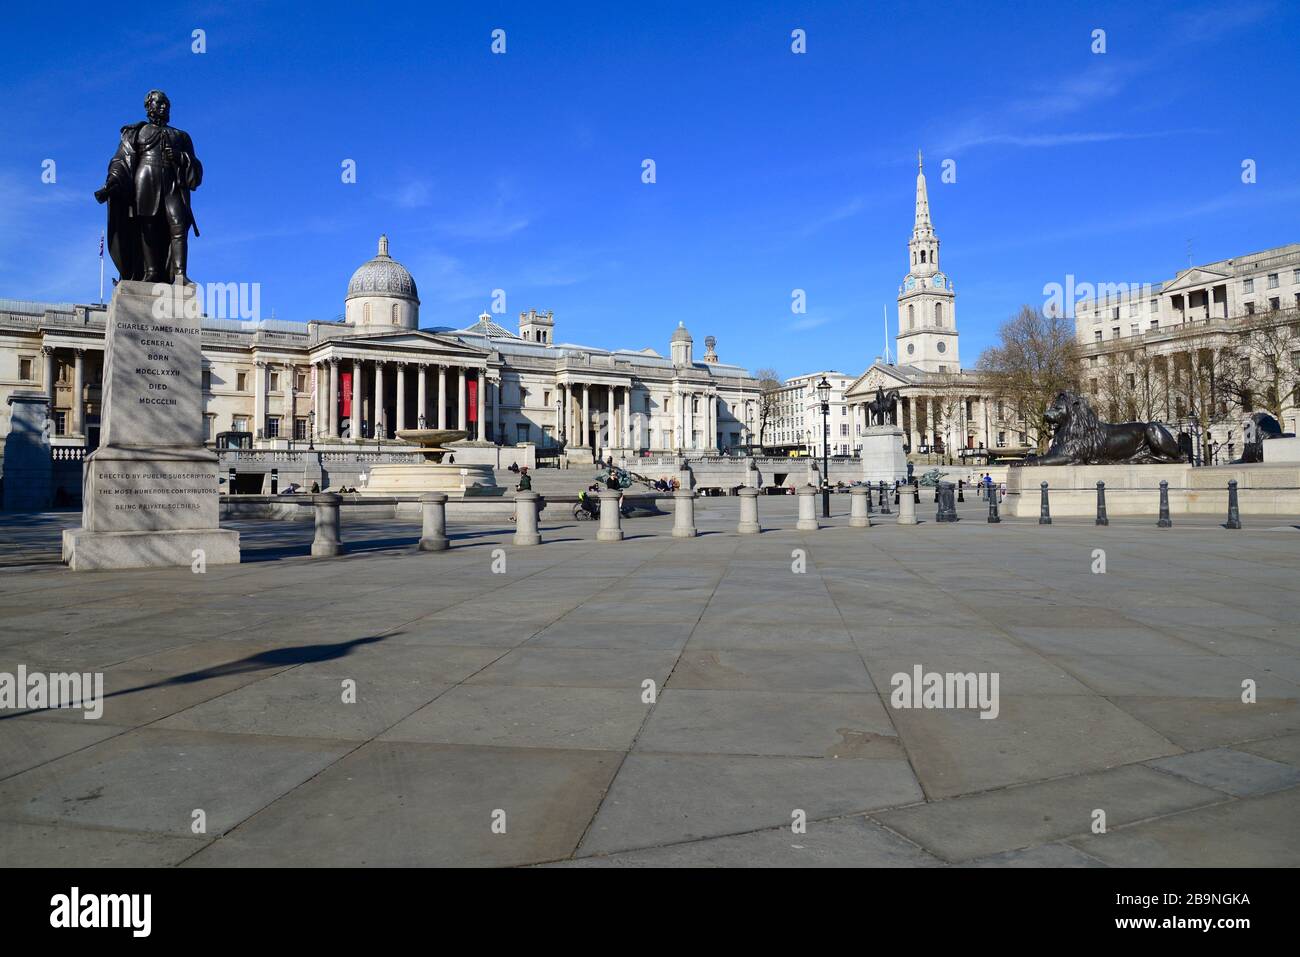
[515,467,532,492]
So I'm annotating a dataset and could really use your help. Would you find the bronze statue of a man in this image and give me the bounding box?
[94,90,201,284]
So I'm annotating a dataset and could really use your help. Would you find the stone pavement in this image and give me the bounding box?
[1,496,1298,866]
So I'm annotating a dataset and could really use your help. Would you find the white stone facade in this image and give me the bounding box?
[0,237,763,490]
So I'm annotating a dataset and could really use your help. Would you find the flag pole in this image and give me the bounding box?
[882,305,890,363]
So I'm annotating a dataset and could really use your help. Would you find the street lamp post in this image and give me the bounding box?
[308,410,315,451]
[816,376,831,518]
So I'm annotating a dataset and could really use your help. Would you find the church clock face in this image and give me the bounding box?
[907,343,915,355]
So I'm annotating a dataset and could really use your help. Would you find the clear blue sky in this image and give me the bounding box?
[2,0,1297,378]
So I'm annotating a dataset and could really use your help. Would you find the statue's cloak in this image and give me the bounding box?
[101,121,201,282]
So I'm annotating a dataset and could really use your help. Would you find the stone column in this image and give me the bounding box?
[897,486,918,525]
[624,386,634,449]
[437,364,447,429]
[606,384,615,452]
[557,384,567,440]
[350,358,362,441]
[796,484,819,530]
[493,377,503,441]
[457,366,467,431]
[253,359,266,440]
[396,362,407,433]
[417,364,428,428]
[43,346,56,410]
[673,390,682,450]
[284,362,295,438]
[672,488,697,537]
[581,382,590,448]
[418,492,449,551]
[311,493,344,556]
[374,360,385,438]
[328,359,339,437]
[513,491,541,545]
[596,488,623,541]
[737,485,760,534]
[850,485,870,527]
[476,369,486,441]
[72,349,85,435]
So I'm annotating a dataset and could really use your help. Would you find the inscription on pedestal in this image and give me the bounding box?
[99,282,203,448]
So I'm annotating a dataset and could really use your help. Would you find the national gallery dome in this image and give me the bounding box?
[345,234,419,329]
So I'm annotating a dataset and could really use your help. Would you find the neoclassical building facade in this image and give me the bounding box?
[0,236,763,480]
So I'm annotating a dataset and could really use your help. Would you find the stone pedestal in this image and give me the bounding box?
[513,491,541,546]
[860,426,909,485]
[62,281,239,571]
[796,485,819,530]
[849,486,870,527]
[418,492,449,551]
[897,487,918,525]
[3,393,52,511]
[737,486,760,534]
[672,489,697,538]
[596,488,624,541]
[311,493,343,557]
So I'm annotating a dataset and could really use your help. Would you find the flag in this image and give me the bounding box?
[98,233,104,257]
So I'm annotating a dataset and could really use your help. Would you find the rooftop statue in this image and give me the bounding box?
[94,90,201,284]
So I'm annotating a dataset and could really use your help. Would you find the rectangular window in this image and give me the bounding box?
[233,416,249,432]
[543,390,551,407]
[269,371,280,392]
[294,417,308,441]
[204,415,215,441]
[55,411,67,435]
[19,357,33,381]
[202,369,212,392]
[1245,301,1255,315]
[1150,299,1158,313]
[516,423,529,443]
[236,371,248,392]
[1243,278,1254,293]
[1269,298,1280,311]
[295,372,307,392]
[1150,319,1159,330]
[839,423,848,437]
[1268,273,1279,289]
[1094,331,1103,342]
[1128,303,1138,317]
[1129,323,1138,337]
[265,417,280,439]
[542,425,554,445]
[1111,327,1120,340]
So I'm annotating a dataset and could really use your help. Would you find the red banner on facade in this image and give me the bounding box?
[340,371,352,417]
[467,375,478,423]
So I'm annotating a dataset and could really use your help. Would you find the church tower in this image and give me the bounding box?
[896,152,959,373]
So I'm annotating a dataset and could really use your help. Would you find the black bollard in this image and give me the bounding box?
[1226,479,1242,529]
[866,485,874,513]
[1039,481,1052,525]
[1096,481,1109,526]
[913,479,920,504]
[957,479,965,503]
[1157,480,1172,527]
[987,486,1001,523]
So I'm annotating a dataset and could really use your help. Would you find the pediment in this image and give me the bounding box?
[1160,267,1232,294]
[845,362,913,397]
[319,329,491,357]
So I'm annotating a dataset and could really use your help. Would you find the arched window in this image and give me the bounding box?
[392,303,400,324]
[920,250,926,263]
[908,304,915,329]
[363,302,371,324]
[935,302,943,325]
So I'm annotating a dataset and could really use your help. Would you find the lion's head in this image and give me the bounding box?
[1044,391,1106,461]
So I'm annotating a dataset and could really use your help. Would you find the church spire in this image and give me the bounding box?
[913,151,932,237]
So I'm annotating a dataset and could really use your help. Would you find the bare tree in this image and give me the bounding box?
[976,305,1081,452]
[753,367,782,447]
[1216,305,1300,420]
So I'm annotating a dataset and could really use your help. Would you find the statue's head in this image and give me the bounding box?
[144,90,171,125]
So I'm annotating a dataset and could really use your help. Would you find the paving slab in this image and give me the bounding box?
[578,752,923,856]
[1069,786,1300,867]
[875,765,1223,862]
[1145,747,1300,796]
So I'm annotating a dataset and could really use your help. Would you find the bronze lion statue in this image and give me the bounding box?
[1018,391,1185,466]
